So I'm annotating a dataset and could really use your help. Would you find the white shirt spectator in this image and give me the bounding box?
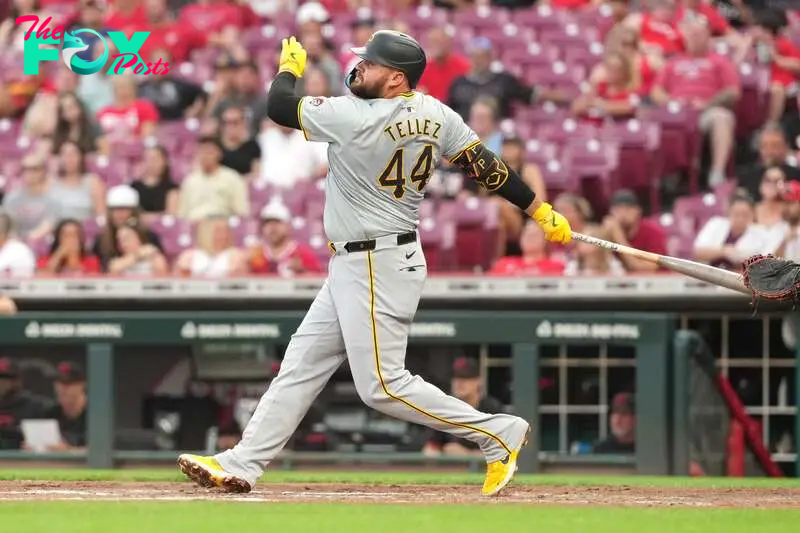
[693,216,769,258]
[187,249,239,277]
[258,127,328,188]
[0,239,36,277]
[563,256,626,276]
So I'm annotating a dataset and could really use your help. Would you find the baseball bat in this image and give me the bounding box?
[571,232,750,295]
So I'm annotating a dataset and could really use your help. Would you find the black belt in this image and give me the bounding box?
[342,231,417,253]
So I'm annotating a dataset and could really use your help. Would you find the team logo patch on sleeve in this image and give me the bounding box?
[309,97,325,106]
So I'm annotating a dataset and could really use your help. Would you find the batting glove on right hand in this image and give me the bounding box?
[532,202,572,244]
[278,36,307,78]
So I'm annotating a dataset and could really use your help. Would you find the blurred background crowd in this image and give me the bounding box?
[0,0,798,278]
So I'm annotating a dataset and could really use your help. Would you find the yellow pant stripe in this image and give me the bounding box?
[366,251,512,455]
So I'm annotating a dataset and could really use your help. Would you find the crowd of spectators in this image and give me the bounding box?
[0,0,798,278]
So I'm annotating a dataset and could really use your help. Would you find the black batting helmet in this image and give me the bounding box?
[346,30,427,89]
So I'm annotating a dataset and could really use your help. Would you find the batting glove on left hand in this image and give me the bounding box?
[532,202,572,244]
[279,36,307,78]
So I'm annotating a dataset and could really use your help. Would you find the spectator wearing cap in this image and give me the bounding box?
[249,202,322,277]
[490,221,566,276]
[602,190,667,272]
[422,357,505,457]
[651,20,740,187]
[138,48,207,121]
[131,146,180,218]
[205,54,240,119]
[43,362,88,451]
[296,1,330,35]
[0,357,52,450]
[92,185,164,271]
[2,154,60,240]
[174,216,248,278]
[594,392,636,454]
[448,37,549,121]
[738,124,800,201]
[179,136,250,222]
[220,105,262,178]
[694,191,766,269]
[417,26,470,103]
[258,122,328,189]
[776,181,800,259]
[735,8,800,125]
[96,75,160,141]
[212,60,270,137]
[0,211,36,277]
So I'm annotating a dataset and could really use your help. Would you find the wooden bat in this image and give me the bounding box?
[571,232,751,295]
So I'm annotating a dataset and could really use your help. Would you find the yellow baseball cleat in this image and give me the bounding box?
[177,454,251,493]
[481,425,530,497]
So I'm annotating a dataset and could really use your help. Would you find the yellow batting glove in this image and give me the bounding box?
[532,202,572,244]
[278,36,307,78]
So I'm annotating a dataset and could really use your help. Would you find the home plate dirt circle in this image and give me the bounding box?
[1,481,799,507]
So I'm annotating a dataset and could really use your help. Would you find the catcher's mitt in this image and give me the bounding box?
[742,254,800,305]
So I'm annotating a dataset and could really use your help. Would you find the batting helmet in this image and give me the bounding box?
[346,30,427,89]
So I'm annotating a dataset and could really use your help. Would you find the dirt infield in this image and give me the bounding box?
[1,481,799,507]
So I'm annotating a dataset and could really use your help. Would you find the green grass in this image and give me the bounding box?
[1,468,799,488]
[1,503,798,533]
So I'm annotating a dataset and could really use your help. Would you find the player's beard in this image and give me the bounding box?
[349,75,383,99]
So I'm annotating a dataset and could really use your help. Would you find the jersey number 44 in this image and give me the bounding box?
[378,145,435,199]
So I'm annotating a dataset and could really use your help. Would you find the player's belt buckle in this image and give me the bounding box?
[328,241,336,254]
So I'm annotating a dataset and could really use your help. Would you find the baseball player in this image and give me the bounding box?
[179,31,572,496]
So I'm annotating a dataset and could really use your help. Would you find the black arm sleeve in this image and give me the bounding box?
[266,72,302,129]
[450,142,536,211]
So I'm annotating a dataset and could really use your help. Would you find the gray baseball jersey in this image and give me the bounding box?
[298,92,479,242]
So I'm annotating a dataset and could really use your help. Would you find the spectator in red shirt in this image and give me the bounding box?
[594,26,663,96]
[179,0,246,34]
[623,0,684,58]
[37,219,101,275]
[418,26,470,102]
[96,75,160,140]
[739,9,800,124]
[490,221,565,276]
[134,0,209,65]
[249,202,322,277]
[652,20,740,187]
[542,0,598,9]
[602,189,668,272]
[104,0,147,31]
[572,52,641,125]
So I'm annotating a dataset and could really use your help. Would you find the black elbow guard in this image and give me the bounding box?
[451,142,536,211]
